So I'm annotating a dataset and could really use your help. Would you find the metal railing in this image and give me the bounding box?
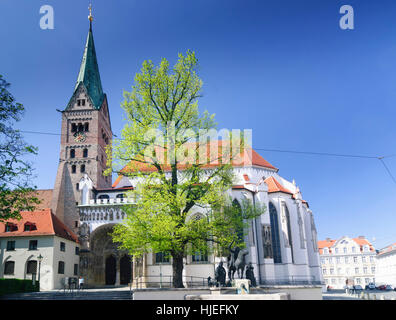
[259,276,324,286]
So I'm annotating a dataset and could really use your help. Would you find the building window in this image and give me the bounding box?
[362,256,366,263]
[75,247,80,255]
[58,261,65,274]
[4,261,15,275]
[155,252,170,264]
[24,222,37,231]
[371,267,375,273]
[80,164,85,173]
[345,257,349,263]
[6,241,15,251]
[83,148,88,158]
[322,268,327,275]
[352,247,356,253]
[355,267,359,274]
[343,247,347,253]
[70,149,75,159]
[71,123,77,133]
[84,122,89,131]
[330,268,334,275]
[337,268,342,274]
[27,260,37,274]
[336,257,341,264]
[282,203,294,263]
[356,278,361,284]
[71,165,76,174]
[74,264,78,276]
[269,202,282,264]
[335,248,339,254]
[363,267,368,274]
[75,221,79,228]
[76,183,79,191]
[370,256,374,262]
[192,250,208,263]
[60,242,65,252]
[29,240,38,250]
[353,256,358,263]
[5,223,18,232]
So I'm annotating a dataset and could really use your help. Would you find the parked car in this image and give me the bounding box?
[378,285,388,290]
[385,285,394,291]
[365,283,376,290]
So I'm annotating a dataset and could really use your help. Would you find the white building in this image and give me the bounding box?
[78,147,323,288]
[318,236,376,289]
[375,242,396,287]
[0,209,80,291]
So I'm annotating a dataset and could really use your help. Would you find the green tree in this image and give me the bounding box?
[108,51,264,288]
[0,75,39,222]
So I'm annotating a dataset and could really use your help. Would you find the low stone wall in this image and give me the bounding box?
[132,285,322,300]
[132,288,211,300]
[259,285,323,300]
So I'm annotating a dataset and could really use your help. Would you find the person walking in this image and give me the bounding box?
[79,276,84,290]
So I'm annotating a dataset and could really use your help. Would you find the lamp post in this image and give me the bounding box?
[37,254,43,290]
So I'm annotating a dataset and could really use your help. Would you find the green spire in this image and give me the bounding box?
[73,23,104,109]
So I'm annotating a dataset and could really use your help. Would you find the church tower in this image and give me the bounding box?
[51,9,112,233]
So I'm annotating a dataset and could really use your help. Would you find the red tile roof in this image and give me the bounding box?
[116,142,277,175]
[0,209,79,243]
[318,237,375,254]
[264,176,293,195]
[378,242,396,256]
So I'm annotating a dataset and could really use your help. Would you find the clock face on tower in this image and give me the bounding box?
[74,132,86,143]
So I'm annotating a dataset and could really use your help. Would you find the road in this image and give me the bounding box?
[323,289,396,300]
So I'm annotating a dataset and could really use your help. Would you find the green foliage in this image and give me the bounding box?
[0,279,40,296]
[108,51,262,286]
[0,75,40,222]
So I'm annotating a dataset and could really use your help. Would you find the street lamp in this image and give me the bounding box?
[37,254,43,290]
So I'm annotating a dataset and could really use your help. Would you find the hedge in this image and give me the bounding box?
[0,279,40,296]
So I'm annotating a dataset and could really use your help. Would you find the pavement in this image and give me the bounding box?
[322,289,396,300]
[0,286,133,300]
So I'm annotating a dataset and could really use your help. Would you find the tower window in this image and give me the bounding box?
[70,149,75,159]
[78,123,84,132]
[81,99,86,106]
[77,99,86,107]
[71,123,77,132]
[80,164,85,173]
[71,165,76,174]
[76,183,79,191]
[77,99,81,106]
[83,148,88,158]
[84,122,89,132]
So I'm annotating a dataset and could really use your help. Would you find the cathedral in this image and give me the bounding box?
[48,15,322,288]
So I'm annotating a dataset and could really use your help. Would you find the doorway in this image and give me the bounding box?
[120,255,132,285]
[105,255,116,285]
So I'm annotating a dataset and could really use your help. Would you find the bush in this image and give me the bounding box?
[0,279,39,296]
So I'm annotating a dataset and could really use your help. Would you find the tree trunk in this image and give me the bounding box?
[172,252,185,288]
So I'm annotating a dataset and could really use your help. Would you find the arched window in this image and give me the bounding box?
[83,148,88,158]
[70,149,75,159]
[71,165,76,174]
[269,202,282,264]
[98,194,110,200]
[4,261,15,275]
[116,193,126,199]
[282,203,294,263]
[71,123,77,133]
[27,260,37,274]
[78,123,84,132]
[80,164,85,173]
[84,122,89,132]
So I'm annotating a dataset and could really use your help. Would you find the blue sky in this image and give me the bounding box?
[1,0,396,249]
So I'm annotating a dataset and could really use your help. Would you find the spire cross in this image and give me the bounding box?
[88,3,93,23]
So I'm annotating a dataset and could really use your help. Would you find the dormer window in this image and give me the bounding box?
[5,223,18,232]
[24,222,37,232]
